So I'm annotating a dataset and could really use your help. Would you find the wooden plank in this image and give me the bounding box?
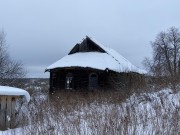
[6,96,12,129]
[0,96,7,130]
[0,96,2,129]
[11,97,16,128]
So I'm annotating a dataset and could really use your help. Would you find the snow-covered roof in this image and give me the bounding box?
[46,37,146,74]
[0,86,30,102]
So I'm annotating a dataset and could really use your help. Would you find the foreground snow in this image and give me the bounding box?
[0,88,179,135]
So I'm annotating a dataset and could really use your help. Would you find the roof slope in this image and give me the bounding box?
[46,37,146,74]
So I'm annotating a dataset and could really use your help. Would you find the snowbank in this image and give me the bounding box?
[0,86,30,102]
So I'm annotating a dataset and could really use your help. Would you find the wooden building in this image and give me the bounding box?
[0,86,30,131]
[45,36,146,92]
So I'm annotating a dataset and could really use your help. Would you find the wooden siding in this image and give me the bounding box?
[49,68,145,92]
[0,96,19,131]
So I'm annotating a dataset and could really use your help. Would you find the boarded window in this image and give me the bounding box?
[65,73,74,89]
[89,73,98,89]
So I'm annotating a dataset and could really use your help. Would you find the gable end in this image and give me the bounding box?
[69,36,106,55]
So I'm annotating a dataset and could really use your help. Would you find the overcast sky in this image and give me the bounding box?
[0,0,180,78]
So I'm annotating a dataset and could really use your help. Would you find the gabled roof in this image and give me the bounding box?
[69,36,106,54]
[46,36,146,74]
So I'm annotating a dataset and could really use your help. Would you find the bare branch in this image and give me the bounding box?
[0,30,26,87]
[143,27,180,84]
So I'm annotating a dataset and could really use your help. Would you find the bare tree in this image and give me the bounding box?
[0,30,26,87]
[143,27,180,84]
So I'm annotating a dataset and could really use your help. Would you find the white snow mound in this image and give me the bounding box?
[0,86,30,102]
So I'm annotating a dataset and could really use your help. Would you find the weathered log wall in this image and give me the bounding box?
[49,68,108,92]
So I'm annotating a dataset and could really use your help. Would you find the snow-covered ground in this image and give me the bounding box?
[0,88,179,135]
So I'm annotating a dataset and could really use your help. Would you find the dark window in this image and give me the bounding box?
[89,73,98,89]
[52,73,57,88]
[65,73,74,89]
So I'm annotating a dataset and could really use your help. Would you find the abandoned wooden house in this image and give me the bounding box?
[45,36,146,91]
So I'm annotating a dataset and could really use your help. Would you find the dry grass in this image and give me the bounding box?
[3,86,177,135]
[0,79,179,135]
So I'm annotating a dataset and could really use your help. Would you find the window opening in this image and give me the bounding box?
[66,73,74,89]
